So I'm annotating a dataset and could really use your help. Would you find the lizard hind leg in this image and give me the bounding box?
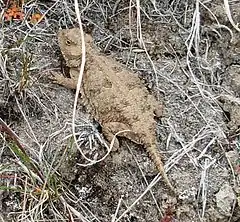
[147,144,175,193]
[102,121,130,151]
[102,128,120,151]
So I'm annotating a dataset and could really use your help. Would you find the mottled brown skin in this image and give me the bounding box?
[51,28,174,192]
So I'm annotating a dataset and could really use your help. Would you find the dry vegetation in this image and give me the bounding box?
[0,0,240,221]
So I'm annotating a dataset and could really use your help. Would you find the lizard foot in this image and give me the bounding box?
[49,71,77,89]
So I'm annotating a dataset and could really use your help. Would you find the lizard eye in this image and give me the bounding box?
[66,39,72,46]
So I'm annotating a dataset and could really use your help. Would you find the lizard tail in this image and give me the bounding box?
[147,144,175,193]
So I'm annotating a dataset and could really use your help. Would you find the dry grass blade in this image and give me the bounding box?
[197,158,216,219]
[223,0,240,32]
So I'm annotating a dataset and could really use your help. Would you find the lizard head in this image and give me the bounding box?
[58,28,93,68]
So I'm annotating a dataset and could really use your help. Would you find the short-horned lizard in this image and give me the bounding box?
[50,28,174,192]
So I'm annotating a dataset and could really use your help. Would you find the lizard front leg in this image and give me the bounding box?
[49,71,77,89]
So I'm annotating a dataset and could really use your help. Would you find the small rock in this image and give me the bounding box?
[230,65,240,95]
[215,183,236,216]
[220,95,240,131]
[225,150,239,170]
